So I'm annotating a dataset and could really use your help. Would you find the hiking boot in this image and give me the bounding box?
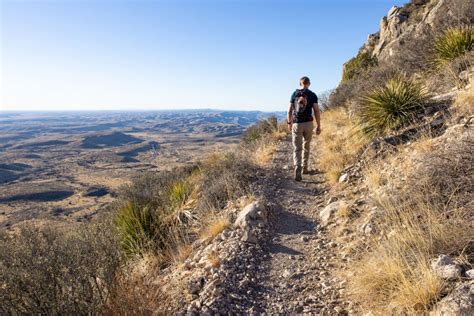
[302,167,310,174]
[295,166,302,181]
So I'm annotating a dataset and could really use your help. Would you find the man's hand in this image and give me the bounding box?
[288,123,292,132]
[315,126,321,135]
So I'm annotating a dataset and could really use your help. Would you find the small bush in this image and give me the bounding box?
[0,221,121,315]
[342,51,378,82]
[198,151,256,212]
[433,27,473,68]
[242,116,278,143]
[358,75,429,138]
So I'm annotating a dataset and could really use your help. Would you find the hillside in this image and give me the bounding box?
[0,0,473,314]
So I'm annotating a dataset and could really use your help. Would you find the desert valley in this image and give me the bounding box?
[0,110,284,228]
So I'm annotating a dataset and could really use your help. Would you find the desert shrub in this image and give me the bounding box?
[117,167,196,211]
[358,74,429,138]
[342,51,378,82]
[329,63,399,108]
[433,27,473,68]
[197,151,256,212]
[317,90,333,111]
[242,116,278,143]
[411,133,474,220]
[112,168,197,257]
[0,220,121,315]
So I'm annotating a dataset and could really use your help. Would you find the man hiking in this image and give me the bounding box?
[287,76,321,181]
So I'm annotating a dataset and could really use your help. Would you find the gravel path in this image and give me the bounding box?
[250,139,351,314]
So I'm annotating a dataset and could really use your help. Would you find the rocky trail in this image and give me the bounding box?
[250,142,348,314]
[182,137,354,315]
[250,138,352,314]
[182,139,355,315]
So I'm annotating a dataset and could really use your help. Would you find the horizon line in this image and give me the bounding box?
[0,108,287,114]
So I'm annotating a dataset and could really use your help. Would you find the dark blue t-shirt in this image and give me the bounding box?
[290,89,318,123]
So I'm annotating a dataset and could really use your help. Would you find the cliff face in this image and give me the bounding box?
[344,0,473,76]
[367,0,472,59]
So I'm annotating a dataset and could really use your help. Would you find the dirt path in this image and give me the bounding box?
[249,138,351,314]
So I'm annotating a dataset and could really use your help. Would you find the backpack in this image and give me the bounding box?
[293,89,309,121]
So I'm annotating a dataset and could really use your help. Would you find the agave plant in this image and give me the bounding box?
[433,27,473,68]
[358,75,429,138]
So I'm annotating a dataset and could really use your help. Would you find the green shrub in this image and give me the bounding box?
[0,221,121,315]
[358,75,429,138]
[342,51,378,82]
[242,116,278,143]
[114,202,163,257]
[433,27,473,68]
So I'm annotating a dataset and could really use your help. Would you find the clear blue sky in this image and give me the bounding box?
[1,0,406,112]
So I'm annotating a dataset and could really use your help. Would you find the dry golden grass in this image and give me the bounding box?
[253,140,277,167]
[200,217,230,239]
[349,129,474,313]
[453,83,474,118]
[170,243,193,265]
[348,199,454,313]
[336,202,352,219]
[206,251,221,268]
[316,107,368,184]
[364,165,384,192]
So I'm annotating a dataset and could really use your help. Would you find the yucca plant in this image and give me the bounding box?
[358,75,429,138]
[167,179,193,209]
[433,27,473,68]
[114,202,160,257]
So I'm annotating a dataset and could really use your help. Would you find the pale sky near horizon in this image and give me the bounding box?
[1,0,406,112]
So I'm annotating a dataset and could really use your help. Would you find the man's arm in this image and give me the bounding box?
[287,103,293,131]
[313,103,321,135]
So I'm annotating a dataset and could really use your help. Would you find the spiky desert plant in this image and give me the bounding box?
[358,75,429,138]
[433,27,473,68]
[114,202,159,257]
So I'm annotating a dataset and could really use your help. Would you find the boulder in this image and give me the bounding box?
[430,282,474,316]
[431,255,462,280]
[234,201,267,228]
[319,201,345,226]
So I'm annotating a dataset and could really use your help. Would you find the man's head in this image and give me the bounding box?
[300,76,311,89]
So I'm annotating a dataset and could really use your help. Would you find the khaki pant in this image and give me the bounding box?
[292,121,313,168]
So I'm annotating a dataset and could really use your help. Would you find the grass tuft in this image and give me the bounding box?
[358,74,429,138]
[114,202,161,257]
[200,218,230,239]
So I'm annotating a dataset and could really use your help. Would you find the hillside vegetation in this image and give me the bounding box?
[316,0,473,313]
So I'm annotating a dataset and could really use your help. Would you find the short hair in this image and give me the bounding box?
[300,76,310,85]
